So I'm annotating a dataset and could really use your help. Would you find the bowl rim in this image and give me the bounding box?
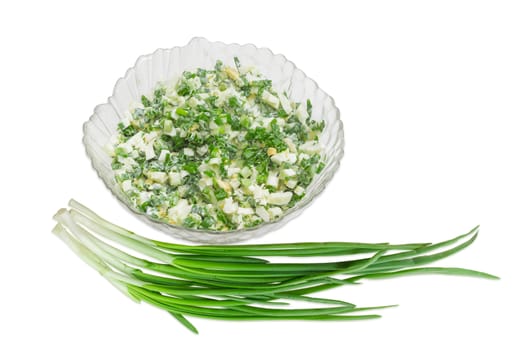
[82,37,345,242]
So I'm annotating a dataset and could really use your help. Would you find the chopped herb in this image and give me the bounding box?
[214,188,228,200]
[228,96,239,108]
[141,95,151,107]
[176,107,189,117]
[203,170,215,178]
[182,162,198,174]
[234,56,241,70]
[177,84,191,96]
[115,147,129,158]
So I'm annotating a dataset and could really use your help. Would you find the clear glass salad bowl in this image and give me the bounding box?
[83,37,344,243]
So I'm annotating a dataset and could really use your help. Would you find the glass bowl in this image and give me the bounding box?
[83,37,344,243]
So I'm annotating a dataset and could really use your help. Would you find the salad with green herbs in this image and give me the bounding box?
[109,58,325,231]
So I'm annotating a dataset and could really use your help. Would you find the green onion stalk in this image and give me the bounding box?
[52,199,498,334]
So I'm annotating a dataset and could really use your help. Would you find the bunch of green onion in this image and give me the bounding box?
[52,200,498,334]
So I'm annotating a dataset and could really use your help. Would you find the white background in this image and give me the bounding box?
[1,0,527,349]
